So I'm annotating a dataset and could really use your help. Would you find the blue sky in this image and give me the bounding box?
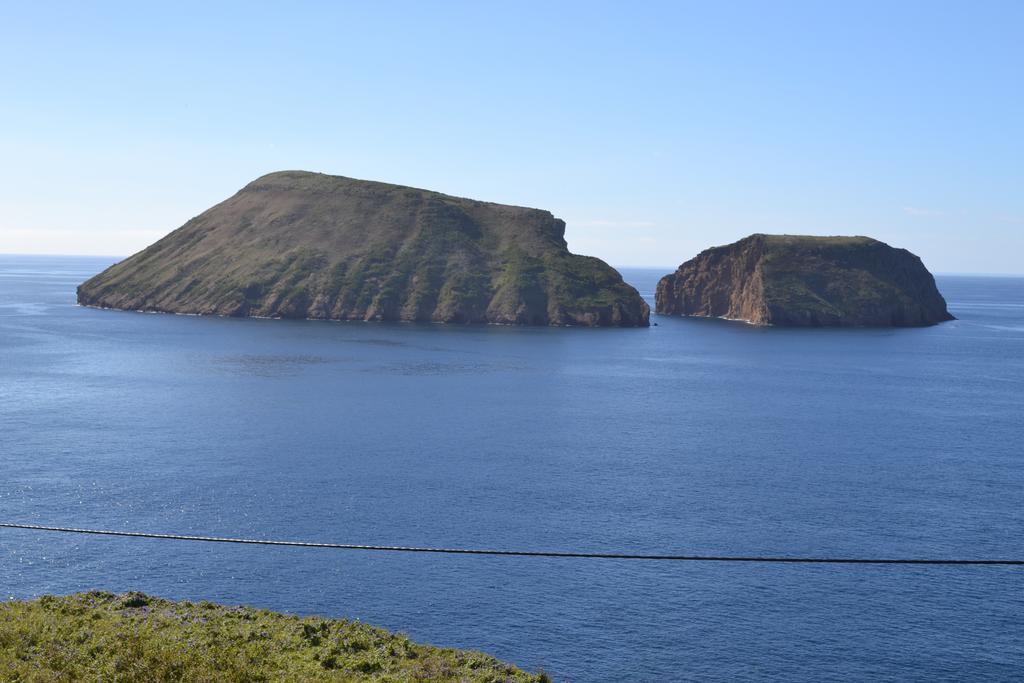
[2,1,1021,273]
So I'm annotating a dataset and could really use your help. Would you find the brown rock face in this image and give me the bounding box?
[655,234,955,327]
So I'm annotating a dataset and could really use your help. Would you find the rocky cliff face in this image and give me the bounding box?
[78,171,649,327]
[655,234,954,327]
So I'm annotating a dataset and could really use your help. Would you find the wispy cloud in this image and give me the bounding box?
[902,206,945,217]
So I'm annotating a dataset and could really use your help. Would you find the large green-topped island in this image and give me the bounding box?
[78,171,649,327]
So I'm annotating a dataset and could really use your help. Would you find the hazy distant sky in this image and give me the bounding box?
[2,1,1021,273]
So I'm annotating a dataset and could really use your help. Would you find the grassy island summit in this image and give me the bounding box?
[77,171,649,327]
[0,592,547,681]
[655,234,954,327]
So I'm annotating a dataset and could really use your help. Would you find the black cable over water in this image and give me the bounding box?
[3,523,1022,566]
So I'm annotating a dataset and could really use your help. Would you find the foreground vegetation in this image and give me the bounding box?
[0,592,547,682]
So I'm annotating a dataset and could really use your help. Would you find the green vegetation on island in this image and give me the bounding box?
[77,171,649,327]
[655,233,954,327]
[0,592,548,682]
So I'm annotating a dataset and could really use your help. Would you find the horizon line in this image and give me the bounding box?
[1,252,1022,278]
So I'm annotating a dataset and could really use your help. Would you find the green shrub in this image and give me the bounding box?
[0,592,546,682]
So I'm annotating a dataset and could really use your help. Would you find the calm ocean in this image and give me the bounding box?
[2,255,1022,681]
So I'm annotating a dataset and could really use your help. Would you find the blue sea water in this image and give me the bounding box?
[1,254,1022,681]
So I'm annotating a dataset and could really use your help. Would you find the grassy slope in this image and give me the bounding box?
[77,171,648,327]
[0,593,548,682]
[759,236,890,320]
[757,234,952,325]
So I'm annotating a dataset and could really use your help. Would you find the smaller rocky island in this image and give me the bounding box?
[655,234,954,327]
